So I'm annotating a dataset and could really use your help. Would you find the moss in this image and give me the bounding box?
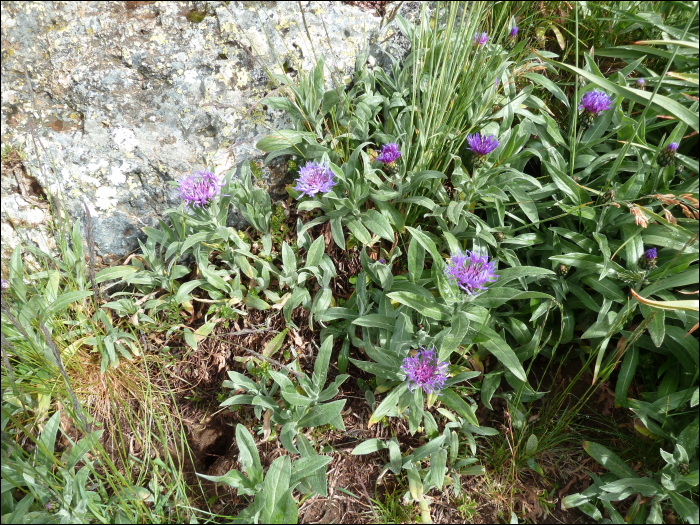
[186,9,208,23]
[249,160,265,185]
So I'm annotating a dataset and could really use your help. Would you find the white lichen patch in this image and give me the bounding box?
[94,185,118,210]
[112,128,139,152]
[183,70,199,84]
[108,161,131,186]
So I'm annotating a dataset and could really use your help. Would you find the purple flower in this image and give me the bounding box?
[379,258,386,264]
[636,78,645,88]
[640,247,658,270]
[178,170,224,209]
[376,143,401,165]
[578,89,614,117]
[475,32,489,45]
[401,346,449,395]
[667,142,678,152]
[293,161,336,198]
[510,26,519,38]
[495,78,499,87]
[466,133,499,157]
[445,250,499,295]
[0,279,8,292]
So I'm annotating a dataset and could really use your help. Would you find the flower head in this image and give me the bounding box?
[639,247,658,270]
[636,78,645,88]
[379,258,386,264]
[178,170,224,209]
[401,346,449,395]
[445,250,499,294]
[578,89,614,117]
[667,142,679,153]
[475,32,489,45]
[658,142,679,167]
[294,161,336,198]
[0,279,8,292]
[510,26,519,38]
[495,78,499,87]
[376,143,401,165]
[466,133,499,157]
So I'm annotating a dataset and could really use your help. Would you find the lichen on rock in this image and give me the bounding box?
[1,0,420,259]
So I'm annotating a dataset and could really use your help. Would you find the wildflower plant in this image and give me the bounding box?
[445,250,499,295]
[466,133,499,168]
[578,89,614,128]
[402,346,449,395]
[293,161,337,198]
[178,170,224,209]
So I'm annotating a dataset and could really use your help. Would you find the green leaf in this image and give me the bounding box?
[441,389,479,426]
[306,235,325,268]
[481,338,527,382]
[351,439,388,455]
[312,335,333,391]
[615,347,638,408]
[352,314,396,331]
[290,455,333,486]
[406,226,444,270]
[581,275,626,303]
[525,434,538,456]
[174,279,206,304]
[408,236,426,284]
[256,129,308,152]
[369,383,408,426]
[261,456,292,523]
[492,266,556,287]
[95,265,138,284]
[346,219,372,245]
[583,441,637,479]
[263,328,289,358]
[524,72,569,107]
[361,210,395,242]
[387,291,449,321]
[236,424,263,485]
[600,477,663,497]
[298,400,346,430]
[37,411,61,470]
[46,291,93,316]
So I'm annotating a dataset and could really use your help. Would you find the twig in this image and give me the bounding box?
[355,472,379,521]
[227,341,304,378]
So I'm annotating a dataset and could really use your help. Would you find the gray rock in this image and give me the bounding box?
[1,1,415,261]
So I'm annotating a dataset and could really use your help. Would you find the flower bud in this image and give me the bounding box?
[556,264,570,277]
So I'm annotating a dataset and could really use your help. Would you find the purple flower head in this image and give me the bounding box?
[0,279,8,292]
[495,78,499,87]
[475,32,489,45]
[178,170,224,209]
[445,250,499,294]
[401,346,449,395]
[376,143,401,165]
[578,89,614,117]
[510,26,519,38]
[636,78,645,87]
[667,142,679,153]
[644,247,657,261]
[466,133,499,157]
[379,258,386,264]
[294,161,336,198]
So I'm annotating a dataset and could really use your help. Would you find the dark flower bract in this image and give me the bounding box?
[445,250,499,294]
[294,161,337,198]
[401,346,449,395]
